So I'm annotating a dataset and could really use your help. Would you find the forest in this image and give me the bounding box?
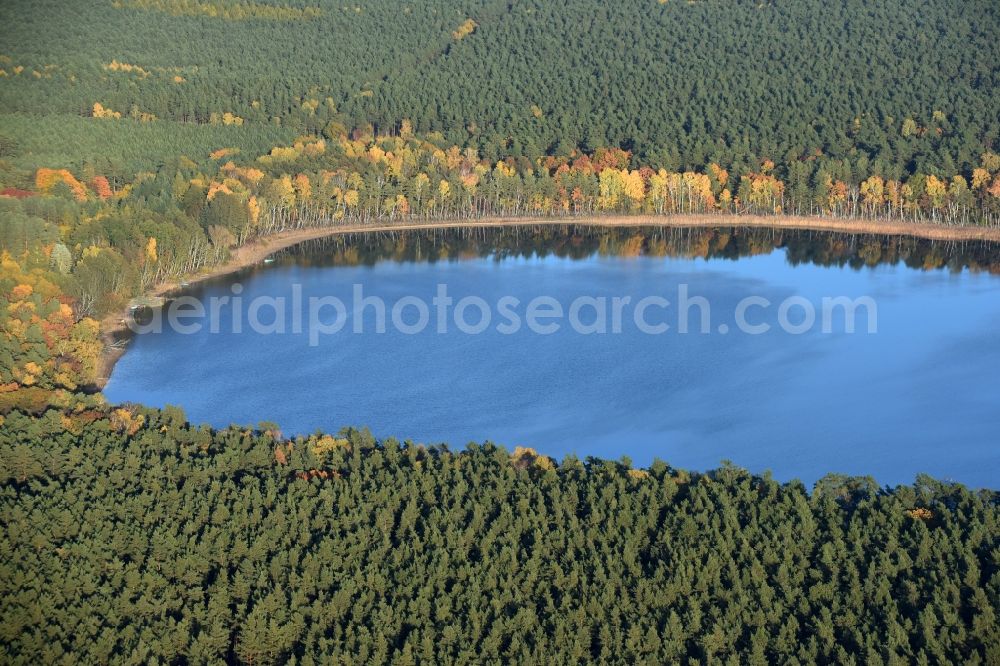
[2,405,999,664]
[1,0,998,178]
[1,0,999,662]
[2,129,998,324]
[1,0,999,330]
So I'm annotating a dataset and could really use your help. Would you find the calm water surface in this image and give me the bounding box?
[106,226,1000,488]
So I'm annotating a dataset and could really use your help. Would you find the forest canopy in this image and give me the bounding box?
[1,406,998,664]
[1,2,999,663]
[0,0,997,179]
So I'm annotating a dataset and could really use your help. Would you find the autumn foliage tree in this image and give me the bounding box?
[0,254,101,393]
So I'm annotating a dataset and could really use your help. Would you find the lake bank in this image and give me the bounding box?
[103,223,1000,487]
[94,212,1000,387]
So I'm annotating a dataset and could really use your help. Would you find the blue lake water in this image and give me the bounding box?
[105,226,1000,488]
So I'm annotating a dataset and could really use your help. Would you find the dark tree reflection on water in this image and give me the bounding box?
[264,225,1000,275]
[113,224,1000,489]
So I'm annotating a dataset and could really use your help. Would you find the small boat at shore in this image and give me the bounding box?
[129,295,166,309]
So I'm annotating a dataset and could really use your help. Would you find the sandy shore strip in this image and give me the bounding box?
[93,213,1000,388]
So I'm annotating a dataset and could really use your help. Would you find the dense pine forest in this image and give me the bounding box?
[1,0,999,332]
[3,224,1000,663]
[2,405,999,664]
[2,0,1000,662]
[2,0,998,175]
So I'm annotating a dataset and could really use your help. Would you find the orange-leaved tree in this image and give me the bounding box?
[0,253,101,393]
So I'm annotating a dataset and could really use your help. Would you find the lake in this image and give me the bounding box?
[105,225,1000,488]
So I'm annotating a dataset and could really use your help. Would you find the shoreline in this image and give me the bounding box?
[93,212,1000,388]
